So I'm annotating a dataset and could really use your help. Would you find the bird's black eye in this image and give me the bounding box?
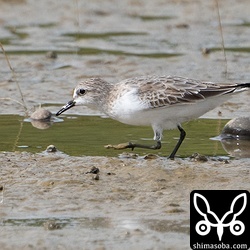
[77,88,86,95]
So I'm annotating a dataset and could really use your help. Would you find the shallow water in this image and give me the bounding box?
[0,114,229,157]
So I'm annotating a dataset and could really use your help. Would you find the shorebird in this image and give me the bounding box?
[56,76,250,159]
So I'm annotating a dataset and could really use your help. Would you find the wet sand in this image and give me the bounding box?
[1,151,250,249]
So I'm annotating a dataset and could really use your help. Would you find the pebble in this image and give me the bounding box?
[190,153,208,162]
[43,220,61,230]
[202,48,211,55]
[86,166,100,174]
[221,117,250,138]
[46,51,58,59]
[143,154,159,160]
[30,108,52,120]
[46,145,57,153]
[92,174,100,180]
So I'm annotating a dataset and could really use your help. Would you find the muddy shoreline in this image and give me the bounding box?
[1,151,250,249]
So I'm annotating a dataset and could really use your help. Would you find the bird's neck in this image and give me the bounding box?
[94,80,114,113]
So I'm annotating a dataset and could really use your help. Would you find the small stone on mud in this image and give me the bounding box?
[46,51,58,59]
[46,145,57,153]
[144,154,159,160]
[86,166,100,174]
[176,23,189,29]
[202,47,211,55]
[166,208,185,213]
[218,110,222,116]
[190,153,208,162]
[30,108,52,120]
[169,203,180,207]
[106,172,116,176]
[44,220,61,230]
[92,174,100,180]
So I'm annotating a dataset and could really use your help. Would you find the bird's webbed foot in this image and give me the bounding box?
[105,141,161,151]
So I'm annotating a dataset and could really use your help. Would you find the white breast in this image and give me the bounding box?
[108,88,150,124]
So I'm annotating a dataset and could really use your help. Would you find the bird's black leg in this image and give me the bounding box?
[169,125,186,160]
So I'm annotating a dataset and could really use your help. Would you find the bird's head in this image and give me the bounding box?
[56,78,109,116]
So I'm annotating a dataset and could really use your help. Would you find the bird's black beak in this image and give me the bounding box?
[56,100,75,116]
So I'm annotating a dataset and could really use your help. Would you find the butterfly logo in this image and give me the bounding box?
[193,192,247,241]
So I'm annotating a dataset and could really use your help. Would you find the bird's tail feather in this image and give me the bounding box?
[237,82,250,88]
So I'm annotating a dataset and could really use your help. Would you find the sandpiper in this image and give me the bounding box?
[56,76,250,159]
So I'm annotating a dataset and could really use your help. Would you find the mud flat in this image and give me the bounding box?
[0,151,249,249]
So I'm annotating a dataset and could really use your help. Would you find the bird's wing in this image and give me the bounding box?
[134,76,238,109]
